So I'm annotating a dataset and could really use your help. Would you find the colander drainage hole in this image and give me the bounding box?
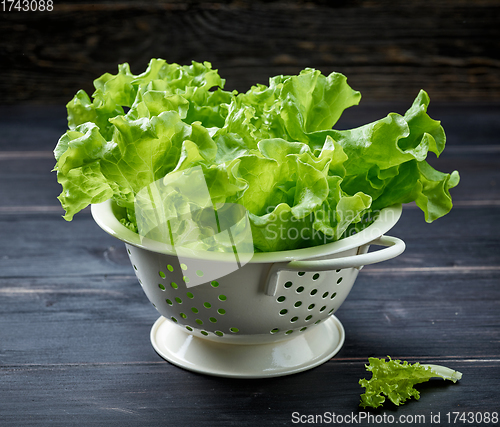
[290,316,298,323]
[322,292,329,298]
[320,306,326,312]
[229,327,239,333]
[300,327,307,332]
[310,289,318,296]
[201,331,209,336]
[336,269,341,273]
[331,292,337,299]
[277,296,286,302]
[196,270,204,277]
[308,303,315,310]
[328,308,335,314]
[171,282,178,289]
[209,317,217,323]
[305,315,313,321]
[183,276,190,283]
[175,297,182,304]
[294,301,302,308]
[337,277,343,284]
[203,302,211,309]
[127,248,131,255]
[166,299,173,306]
[217,308,226,315]
[296,286,304,293]
[180,312,187,319]
[270,328,279,334]
[215,331,224,337]
[195,319,203,325]
[279,309,288,315]
[181,263,188,270]
[186,326,193,331]
[312,273,320,280]
[158,284,166,291]
[284,281,293,289]
[171,316,178,323]
[187,292,194,299]
[211,281,219,288]
[167,264,174,272]
[285,330,294,335]
[218,295,227,301]
[297,272,305,276]
[159,271,166,279]
[133,265,138,271]
[191,307,199,313]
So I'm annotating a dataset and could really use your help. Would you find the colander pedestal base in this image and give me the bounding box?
[150,316,345,378]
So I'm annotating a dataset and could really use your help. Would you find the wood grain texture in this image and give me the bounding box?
[0,105,499,426]
[1,1,500,103]
[3,360,497,426]
[2,102,500,152]
[3,147,498,211]
[0,263,498,366]
[0,206,497,278]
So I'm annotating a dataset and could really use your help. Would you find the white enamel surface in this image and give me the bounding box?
[150,315,345,378]
[91,199,405,376]
[124,242,358,342]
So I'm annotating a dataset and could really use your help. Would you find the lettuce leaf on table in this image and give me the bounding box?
[359,356,462,409]
[53,59,459,252]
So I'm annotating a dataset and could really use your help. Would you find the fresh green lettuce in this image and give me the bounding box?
[359,356,462,409]
[53,59,459,252]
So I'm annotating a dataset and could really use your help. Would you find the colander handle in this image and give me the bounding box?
[265,235,405,296]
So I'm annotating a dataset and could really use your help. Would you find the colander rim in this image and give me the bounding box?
[91,200,402,263]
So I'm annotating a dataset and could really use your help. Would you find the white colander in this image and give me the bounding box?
[91,200,405,378]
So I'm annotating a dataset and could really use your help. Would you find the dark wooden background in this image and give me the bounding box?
[1,1,500,426]
[1,0,500,104]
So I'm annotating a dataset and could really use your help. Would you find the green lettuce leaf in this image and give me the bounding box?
[54,60,459,252]
[308,91,459,222]
[360,356,462,409]
[279,68,361,140]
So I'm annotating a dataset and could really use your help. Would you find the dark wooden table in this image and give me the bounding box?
[1,103,499,426]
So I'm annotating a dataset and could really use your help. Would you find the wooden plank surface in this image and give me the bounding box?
[1,105,499,426]
[2,360,498,426]
[1,1,500,103]
[3,360,497,425]
[0,260,498,365]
